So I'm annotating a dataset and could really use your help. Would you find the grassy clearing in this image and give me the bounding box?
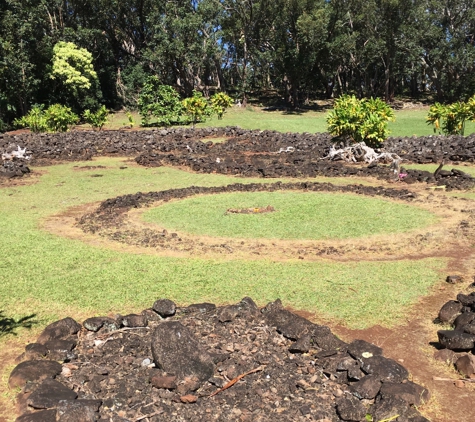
[143,191,437,240]
[98,107,475,136]
[0,158,445,335]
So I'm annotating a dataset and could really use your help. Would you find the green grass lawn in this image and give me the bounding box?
[102,107,475,136]
[143,191,437,240]
[0,158,445,333]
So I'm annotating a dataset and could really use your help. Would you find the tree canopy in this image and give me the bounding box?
[1,0,475,125]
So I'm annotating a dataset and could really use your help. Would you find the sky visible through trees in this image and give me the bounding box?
[1,0,474,125]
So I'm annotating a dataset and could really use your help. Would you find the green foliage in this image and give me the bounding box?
[182,90,212,128]
[126,111,135,128]
[83,106,109,131]
[14,105,48,133]
[327,95,395,147]
[427,96,475,135]
[14,104,78,133]
[137,77,183,126]
[43,104,79,132]
[51,42,97,94]
[210,92,233,119]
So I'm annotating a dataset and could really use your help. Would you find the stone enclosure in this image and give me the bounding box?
[11,299,430,422]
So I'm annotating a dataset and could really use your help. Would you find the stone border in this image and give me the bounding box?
[73,180,475,261]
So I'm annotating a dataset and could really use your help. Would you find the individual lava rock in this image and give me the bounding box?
[152,298,176,318]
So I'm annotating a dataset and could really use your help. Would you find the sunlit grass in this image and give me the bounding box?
[96,107,475,137]
[0,158,445,333]
[143,191,437,240]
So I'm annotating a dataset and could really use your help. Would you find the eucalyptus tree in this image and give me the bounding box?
[270,0,330,106]
[143,0,225,97]
[418,0,475,101]
[219,0,275,104]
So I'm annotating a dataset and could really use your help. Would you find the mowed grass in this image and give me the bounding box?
[143,191,437,240]
[103,107,475,136]
[0,158,446,334]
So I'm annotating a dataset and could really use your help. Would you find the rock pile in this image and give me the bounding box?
[2,129,475,189]
[11,299,430,422]
[436,278,475,377]
[1,144,31,178]
[384,135,475,163]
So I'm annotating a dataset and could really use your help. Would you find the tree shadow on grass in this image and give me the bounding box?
[0,311,38,338]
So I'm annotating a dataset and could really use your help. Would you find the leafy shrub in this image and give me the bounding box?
[14,105,48,133]
[137,76,183,126]
[182,91,212,128]
[427,96,475,135]
[14,104,78,133]
[126,111,135,128]
[210,92,233,119]
[43,104,79,132]
[327,95,395,147]
[83,105,109,130]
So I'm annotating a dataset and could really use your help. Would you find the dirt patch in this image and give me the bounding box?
[0,170,45,188]
[327,249,475,422]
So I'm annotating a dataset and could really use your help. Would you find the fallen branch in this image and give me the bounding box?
[433,376,475,383]
[95,326,150,340]
[134,410,163,421]
[209,365,264,398]
[323,142,400,165]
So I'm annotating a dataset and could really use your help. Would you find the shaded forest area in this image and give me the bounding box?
[1,0,475,126]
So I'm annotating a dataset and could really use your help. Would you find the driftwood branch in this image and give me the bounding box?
[209,366,265,398]
[323,142,401,165]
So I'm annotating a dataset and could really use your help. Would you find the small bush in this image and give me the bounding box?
[126,111,135,128]
[137,76,183,126]
[83,105,109,130]
[14,104,78,133]
[14,105,48,133]
[44,104,79,132]
[210,92,233,119]
[427,96,475,135]
[327,95,395,147]
[182,91,212,128]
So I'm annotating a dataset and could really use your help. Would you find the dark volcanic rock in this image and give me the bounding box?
[185,302,216,313]
[15,409,57,422]
[371,396,409,421]
[152,298,177,317]
[151,321,214,390]
[360,355,409,382]
[348,375,382,399]
[438,300,463,324]
[9,360,62,389]
[379,381,430,406]
[455,354,475,377]
[10,298,430,422]
[446,275,464,284]
[347,339,383,360]
[121,313,147,327]
[36,317,81,345]
[454,311,475,330]
[56,399,102,422]
[21,343,48,361]
[336,395,367,421]
[27,379,77,409]
[456,292,475,307]
[83,316,119,332]
[262,300,315,340]
[437,330,475,350]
